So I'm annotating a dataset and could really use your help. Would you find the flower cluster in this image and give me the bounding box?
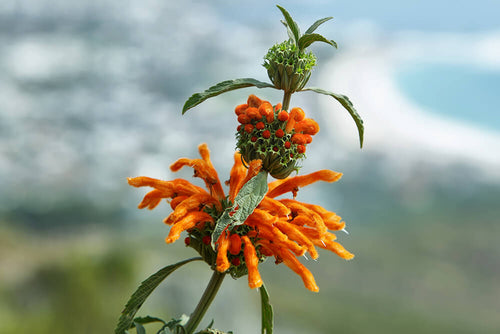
[236,94,320,179]
[128,142,353,292]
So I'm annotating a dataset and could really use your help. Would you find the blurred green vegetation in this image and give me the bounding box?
[0,227,136,333]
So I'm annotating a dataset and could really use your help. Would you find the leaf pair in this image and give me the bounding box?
[182,78,364,148]
[277,5,337,52]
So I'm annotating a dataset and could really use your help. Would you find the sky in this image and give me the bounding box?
[218,1,500,31]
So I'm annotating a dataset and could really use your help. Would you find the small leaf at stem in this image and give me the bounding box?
[115,257,202,334]
[165,315,188,331]
[305,17,333,34]
[133,322,146,334]
[182,78,275,114]
[211,171,268,249]
[206,319,215,329]
[132,316,166,326]
[280,20,296,43]
[300,87,364,148]
[276,5,300,45]
[298,33,337,51]
[260,284,274,334]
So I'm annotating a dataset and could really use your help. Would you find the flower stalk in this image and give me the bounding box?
[184,271,226,334]
[282,91,292,113]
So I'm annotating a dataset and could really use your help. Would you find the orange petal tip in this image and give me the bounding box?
[216,264,230,273]
[248,279,263,289]
[165,236,177,244]
[344,253,355,260]
[127,177,140,186]
[308,285,319,293]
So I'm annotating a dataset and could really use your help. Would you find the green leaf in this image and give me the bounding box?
[260,284,274,334]
[115,257,202,334]
[157,329,169,334]
[211,171,268,249]
[301,87,364,148]
[305,17,333,34]
[298,33,337,51]
[231,171,268,222]
[157,329,170,334]
[182,78,275,114]
[132,316,166,326]
[196,329,233,334]
[134,322,146,334]
[164,315,188,331]
[276,5,300,45]
[280,20,296,44]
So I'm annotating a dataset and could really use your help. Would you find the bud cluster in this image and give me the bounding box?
[235,95,320,179]
[263,40,317,93]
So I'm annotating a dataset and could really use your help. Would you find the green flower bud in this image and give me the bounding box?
[263,40,316,93]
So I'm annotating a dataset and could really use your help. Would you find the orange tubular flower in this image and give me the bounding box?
[285,107,305,133]
[242,235,263,289]
[216,231,231,272]
[128,143,353,292]
[294,118,320,135]
[228,233,242,255]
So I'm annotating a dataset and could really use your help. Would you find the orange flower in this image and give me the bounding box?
[128,143,353,292]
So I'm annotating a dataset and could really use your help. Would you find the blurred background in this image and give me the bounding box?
[1,0,499,333]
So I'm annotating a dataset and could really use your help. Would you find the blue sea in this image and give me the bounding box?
[395,63,500,132]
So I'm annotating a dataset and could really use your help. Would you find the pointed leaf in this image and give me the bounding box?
[132,316,166,326]
[157,329,170,334]
[298,33,337,51]
[301,87,364,148]
[211,171,268,248]
[260,284,274,334]
[276,5,300,45]
[165,315,188,330]
[305,17,333,34]
[182,78,275,114]
[133,322,146,334]
[280,20,296,43]
[115,257,202,334]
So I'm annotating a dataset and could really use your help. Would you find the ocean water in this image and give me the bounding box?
[395,63,500,132]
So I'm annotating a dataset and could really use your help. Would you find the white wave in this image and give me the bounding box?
[318,29,500,181]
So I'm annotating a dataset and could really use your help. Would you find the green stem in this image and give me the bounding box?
[184,270,226,334]
[282,90,292,111]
